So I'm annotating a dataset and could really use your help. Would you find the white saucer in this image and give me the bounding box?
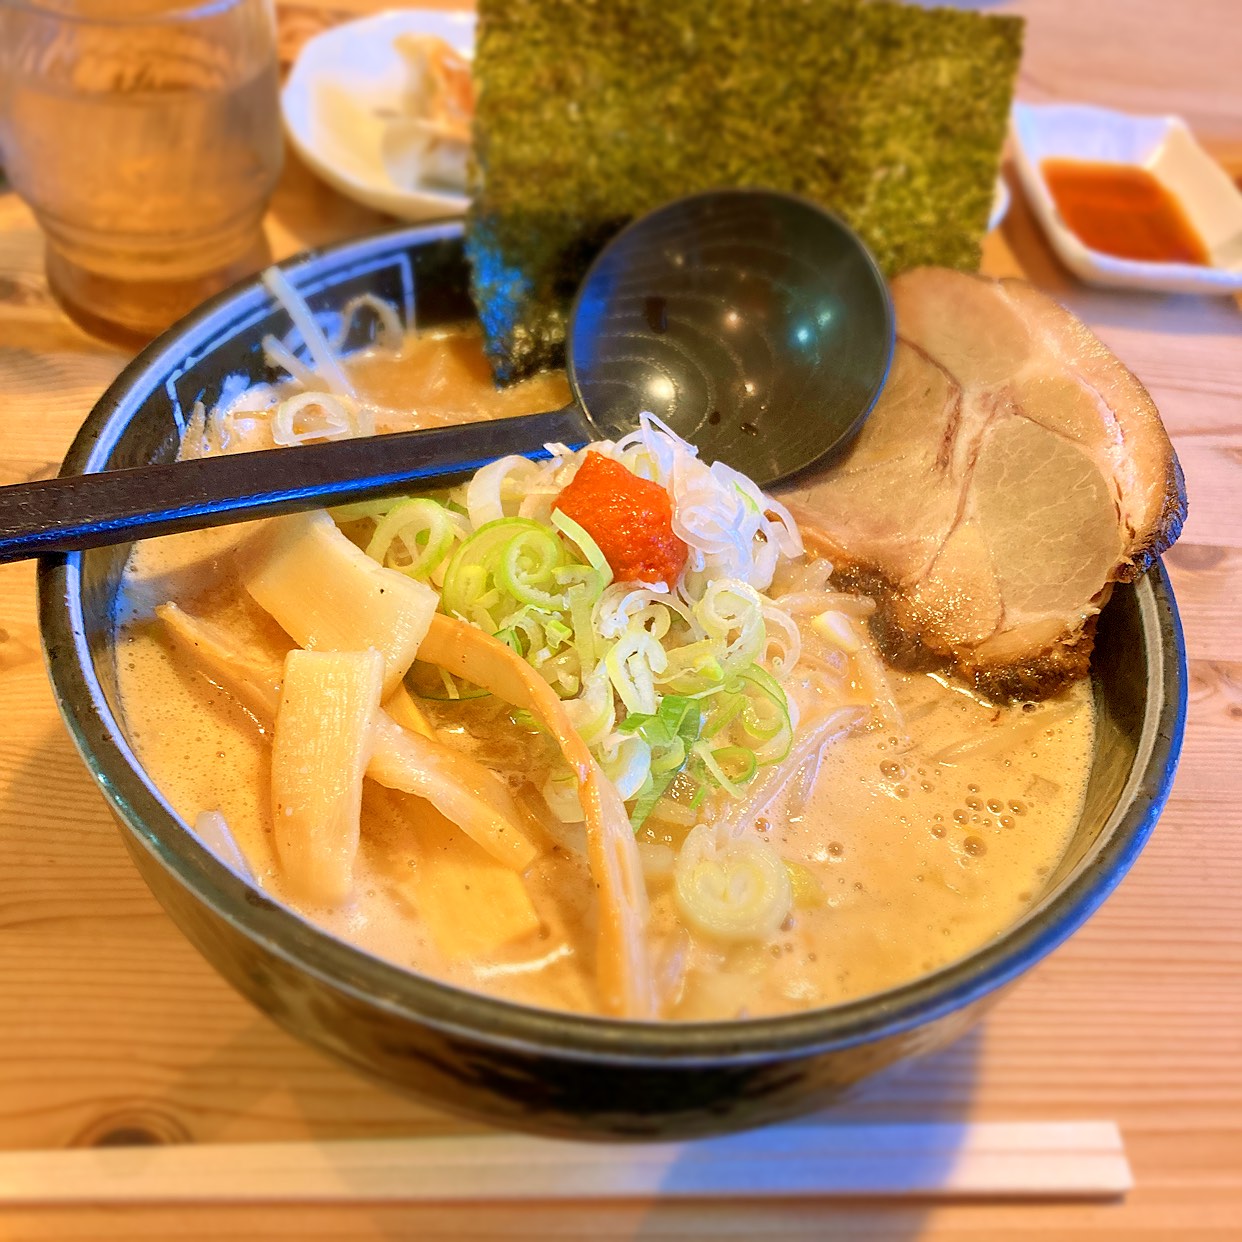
[1011,101,1242,295]
[989,176,1011,233]
[282,8,476,223]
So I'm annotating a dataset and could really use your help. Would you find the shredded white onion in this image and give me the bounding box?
[260,332,320,390]
[270,391,371,446]
[465,455,546,528]
[761,603,802,679]
[620,416,803,591]
[330,293,405,354]
[221,383,281,418]
[261,266,356,397]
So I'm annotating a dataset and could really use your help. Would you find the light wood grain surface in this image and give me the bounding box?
[1,1,1240,1238]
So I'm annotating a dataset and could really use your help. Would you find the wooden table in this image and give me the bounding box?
[1,1,1239,1236]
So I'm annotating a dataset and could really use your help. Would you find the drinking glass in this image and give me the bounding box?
[0,0,284,344]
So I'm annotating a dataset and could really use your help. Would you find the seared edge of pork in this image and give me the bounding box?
[784,268,1187,701]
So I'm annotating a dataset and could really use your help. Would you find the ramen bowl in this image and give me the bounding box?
[38,224,1186,1139]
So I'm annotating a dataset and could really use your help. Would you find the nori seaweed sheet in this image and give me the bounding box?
[468,0,1023,382]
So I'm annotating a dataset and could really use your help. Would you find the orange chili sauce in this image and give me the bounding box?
[554,451,688,588]
[1041,158,1211,265]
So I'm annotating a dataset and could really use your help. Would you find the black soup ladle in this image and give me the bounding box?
[0,189,894,563]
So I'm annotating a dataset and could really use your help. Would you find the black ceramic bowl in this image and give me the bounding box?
[39,223,1187,1139]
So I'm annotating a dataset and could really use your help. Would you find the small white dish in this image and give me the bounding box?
[988,176,1011,233]
[282,8,476,222]
[1011,101,1242,295]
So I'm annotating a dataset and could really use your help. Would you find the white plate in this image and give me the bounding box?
[282,8,476,222]
[988,176,1011,233]
[1011,102,1242,295]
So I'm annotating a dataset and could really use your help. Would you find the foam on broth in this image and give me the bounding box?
[114,327,1093,1020]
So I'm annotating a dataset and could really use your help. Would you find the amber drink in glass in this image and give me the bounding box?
[0,0,284,344]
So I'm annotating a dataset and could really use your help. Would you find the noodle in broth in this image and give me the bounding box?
[114,320,1092,1021]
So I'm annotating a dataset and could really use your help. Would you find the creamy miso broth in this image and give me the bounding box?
[115,323,1093,1021]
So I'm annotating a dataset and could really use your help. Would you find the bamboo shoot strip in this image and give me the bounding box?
[271,649,384,904]
[242,511,438,697]
[417,613,654,1018]
[156,605,539,870]
[368,715,538,871]
[0,1122,1130,1204]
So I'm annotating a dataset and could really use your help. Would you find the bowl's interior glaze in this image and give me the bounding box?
[40,223,1186,1072]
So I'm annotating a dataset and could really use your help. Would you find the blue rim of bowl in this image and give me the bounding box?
[38,220,1188,1066]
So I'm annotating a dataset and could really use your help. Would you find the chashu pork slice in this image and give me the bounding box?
[784,267,1186,699]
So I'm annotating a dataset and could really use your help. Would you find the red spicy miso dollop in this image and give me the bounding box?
[554,452,688,588]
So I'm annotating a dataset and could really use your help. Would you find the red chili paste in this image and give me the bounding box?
[554,452,688,588]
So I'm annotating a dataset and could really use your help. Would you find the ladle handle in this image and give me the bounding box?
[0,406,590,564]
